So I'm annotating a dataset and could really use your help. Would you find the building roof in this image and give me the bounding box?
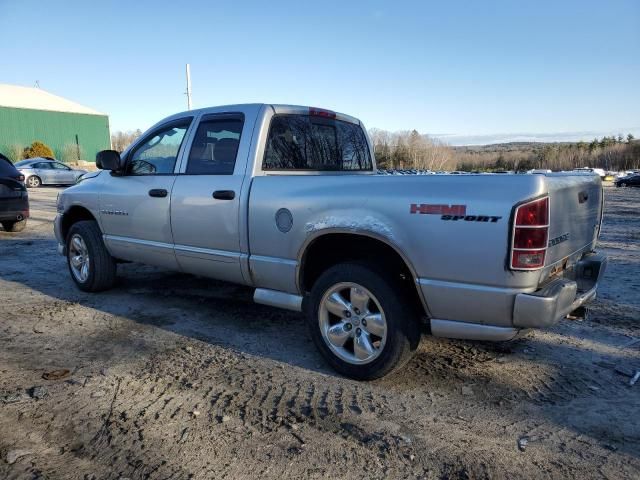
[0,84,105,116]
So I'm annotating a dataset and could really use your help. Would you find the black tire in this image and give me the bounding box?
[1,219,27,232]
[26,176,41,188]
[620,182,627,188]
[66,220,116,292]
[306,262,420,380]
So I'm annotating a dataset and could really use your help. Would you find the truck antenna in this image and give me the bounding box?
[185,64,192,110]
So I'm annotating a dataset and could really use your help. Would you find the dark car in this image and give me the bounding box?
[615,174,640,188]
[0,153,29,232]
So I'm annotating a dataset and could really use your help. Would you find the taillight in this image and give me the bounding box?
[309,107,336,119]
[511,196,549,270]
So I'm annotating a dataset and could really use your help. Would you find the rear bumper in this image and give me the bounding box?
[0,197,29,222]
[424,251,607,341]
[513,252,607,328]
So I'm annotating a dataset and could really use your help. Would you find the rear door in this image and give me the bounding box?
[100,119,192,269]
[170,113,247,284]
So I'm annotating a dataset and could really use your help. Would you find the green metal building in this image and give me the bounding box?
[0,84,110,163]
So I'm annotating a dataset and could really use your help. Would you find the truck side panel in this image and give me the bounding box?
[247,174,551,326]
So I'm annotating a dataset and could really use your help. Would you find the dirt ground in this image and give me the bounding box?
[1,185,638,480]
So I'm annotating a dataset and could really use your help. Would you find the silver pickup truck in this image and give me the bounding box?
[55,104,607,379]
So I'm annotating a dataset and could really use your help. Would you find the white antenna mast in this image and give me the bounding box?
[185,64,192,110]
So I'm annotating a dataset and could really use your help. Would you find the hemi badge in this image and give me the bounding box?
[410,204,466,215]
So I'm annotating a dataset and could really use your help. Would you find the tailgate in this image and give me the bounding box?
[545,173,603,266]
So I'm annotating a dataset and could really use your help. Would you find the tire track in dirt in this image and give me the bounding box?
[52,345,422,479]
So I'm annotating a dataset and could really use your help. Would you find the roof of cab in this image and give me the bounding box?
[155,103,362,128]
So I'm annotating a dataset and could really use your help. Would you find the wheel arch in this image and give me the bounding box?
[297,229,430,317]
[61,206,98,241]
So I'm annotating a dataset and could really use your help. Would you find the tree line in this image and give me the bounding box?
[109,126,640,173]
[369,129,639,172]
[369,129,457,171]
[111,129,142,153]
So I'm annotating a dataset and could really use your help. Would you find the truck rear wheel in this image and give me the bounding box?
[67,220,117,292]
[306,262,420,380]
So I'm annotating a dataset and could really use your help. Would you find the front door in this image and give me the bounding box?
[100,119,192,269]
[171,114,246,284]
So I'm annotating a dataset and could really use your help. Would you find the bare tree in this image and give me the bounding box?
[111,129,142,153]
[369,128,456,171]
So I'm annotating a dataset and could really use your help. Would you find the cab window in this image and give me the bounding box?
[128,121,191,175]
[186,115,243,175]
[263,114,372,171]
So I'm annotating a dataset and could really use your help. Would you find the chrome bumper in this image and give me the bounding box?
[513,253,607,328]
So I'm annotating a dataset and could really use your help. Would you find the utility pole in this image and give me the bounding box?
[185,64,192,110]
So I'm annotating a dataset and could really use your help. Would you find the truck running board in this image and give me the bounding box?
[254,288,303,312]
[430,319,520,341]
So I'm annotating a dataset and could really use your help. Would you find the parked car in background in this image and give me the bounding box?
[572,167,606,178]
[617,170,640,178]
[54,104,607,380]
[0,153,28,232]
[615,173,640,188]
[17,158,87,188]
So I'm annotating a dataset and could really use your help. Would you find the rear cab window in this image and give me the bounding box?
[186,115,244,175]
[263,114,372,171]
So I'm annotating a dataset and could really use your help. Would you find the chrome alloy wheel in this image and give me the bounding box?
[27,176,40,188]
[69,234,90,282]
[318,282,388,365]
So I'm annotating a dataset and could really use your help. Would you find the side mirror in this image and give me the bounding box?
[96,150,124,171]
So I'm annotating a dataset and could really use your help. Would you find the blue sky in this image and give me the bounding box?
[1,0,638,144]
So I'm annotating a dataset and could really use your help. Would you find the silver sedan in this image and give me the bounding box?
[16,158,87,188]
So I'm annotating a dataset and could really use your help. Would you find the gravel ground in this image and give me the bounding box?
[0,186,638,480]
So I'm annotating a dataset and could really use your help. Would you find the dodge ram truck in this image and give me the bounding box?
[54,104,607,379]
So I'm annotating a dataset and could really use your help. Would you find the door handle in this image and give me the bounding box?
[148,189,168,198]
[212,190,235,200]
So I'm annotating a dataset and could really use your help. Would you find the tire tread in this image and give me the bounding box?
[67,220,116,292]
[307,262,420,380]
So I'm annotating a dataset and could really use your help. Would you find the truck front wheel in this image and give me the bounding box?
[306,262,420,380]
[67,220,117,292]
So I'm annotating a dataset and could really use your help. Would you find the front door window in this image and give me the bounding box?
[128,123,190,175]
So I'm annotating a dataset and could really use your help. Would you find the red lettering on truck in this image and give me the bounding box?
[410,204,467,215]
